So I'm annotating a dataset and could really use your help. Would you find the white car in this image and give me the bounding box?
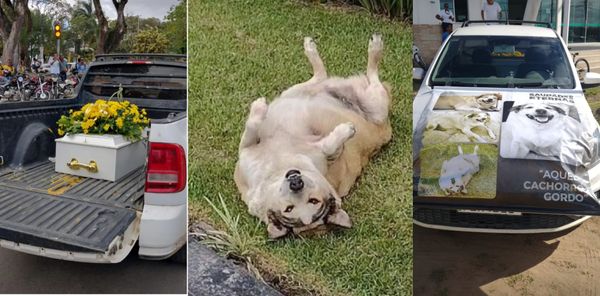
[413,21,600,233]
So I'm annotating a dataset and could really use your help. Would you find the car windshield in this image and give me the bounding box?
[429,35,575,89]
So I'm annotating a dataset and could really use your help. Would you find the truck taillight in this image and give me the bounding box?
[145,142,186,193]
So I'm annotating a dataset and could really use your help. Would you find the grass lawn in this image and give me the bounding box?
[585,86,600,122]
[188,1,412,295]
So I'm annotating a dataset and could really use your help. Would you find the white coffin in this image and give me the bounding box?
[55,134,147,182]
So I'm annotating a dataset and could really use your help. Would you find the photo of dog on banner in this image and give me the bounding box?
[421,93,502,146]
[416,92,501,198]
[500,101,598,167]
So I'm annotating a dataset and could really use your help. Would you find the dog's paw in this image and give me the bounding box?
[369,33,383,54]
[338,122,356,140]
[249,97,268,120]
[304,37,317,53]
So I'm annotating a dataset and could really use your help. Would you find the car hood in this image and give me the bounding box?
[413,87,600,215]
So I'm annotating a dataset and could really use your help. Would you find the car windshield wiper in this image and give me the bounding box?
[431,80,478,87]
[514,82,563,89]
[513,82,544,88]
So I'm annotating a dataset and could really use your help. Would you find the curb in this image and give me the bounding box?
[187,236,283,296]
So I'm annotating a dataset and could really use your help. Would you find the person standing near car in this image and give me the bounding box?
[435,3,454,39]
[481,0,502,21]
[76,58,87,75]
[49,53,61,75]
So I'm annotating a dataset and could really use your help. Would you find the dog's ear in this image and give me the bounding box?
[494,93,502,100]
[327,208,352,228]
[511,104,524,113]
[267,210,289,239]
[267,222,289,239]
[549,104,567,116]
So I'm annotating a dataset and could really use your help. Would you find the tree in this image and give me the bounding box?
[93,0,128,54]
[27,8,53,61]
[164,0,185,54]
[132,28,168,53]
[69,0,97,54]
[0,0,30,66]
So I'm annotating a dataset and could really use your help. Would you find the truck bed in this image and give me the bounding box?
[0,160,145,252]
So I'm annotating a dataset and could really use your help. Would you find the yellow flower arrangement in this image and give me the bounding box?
[57,99,150,141]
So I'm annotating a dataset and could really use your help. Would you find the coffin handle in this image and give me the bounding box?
[67,159,98,173]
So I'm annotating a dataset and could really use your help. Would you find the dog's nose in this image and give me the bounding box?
[535,109,547,115]
[289,178,304,192]
[286,170,304,193]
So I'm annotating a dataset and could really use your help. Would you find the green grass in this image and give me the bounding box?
[188,1,412,295]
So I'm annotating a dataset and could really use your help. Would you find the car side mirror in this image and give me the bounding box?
[413,67,425,81]
[582,72,600,89]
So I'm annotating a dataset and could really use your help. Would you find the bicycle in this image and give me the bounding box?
[413,44,428,71]
[570,49,590,81]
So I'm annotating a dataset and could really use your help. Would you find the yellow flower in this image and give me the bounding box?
[58,129,64,136]
[103,124,110,131]
[116,118,124,129]
[108,106,119,117]
[81,119,96,130]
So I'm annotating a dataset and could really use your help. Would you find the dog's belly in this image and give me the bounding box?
[443,158,478,176]
[258,95,391,196]
[261,95,362,139]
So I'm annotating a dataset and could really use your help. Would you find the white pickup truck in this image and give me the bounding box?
[413,21,600,233]
[0,54,187,263]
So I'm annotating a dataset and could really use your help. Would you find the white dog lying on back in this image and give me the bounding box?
[439,145,480,195]
[234,34,392,238]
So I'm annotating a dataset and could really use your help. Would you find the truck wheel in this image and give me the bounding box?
[170,245,186,264]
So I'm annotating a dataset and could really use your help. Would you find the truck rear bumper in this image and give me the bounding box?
[138,204,186,260]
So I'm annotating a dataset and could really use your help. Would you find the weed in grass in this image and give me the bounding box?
[194,195,265,280]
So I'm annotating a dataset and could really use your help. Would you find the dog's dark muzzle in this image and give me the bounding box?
[286,169,304,192]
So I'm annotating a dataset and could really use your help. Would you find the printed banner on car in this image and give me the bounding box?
[413,89,600,215]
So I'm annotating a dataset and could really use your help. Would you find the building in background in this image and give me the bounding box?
[414,0,600,65]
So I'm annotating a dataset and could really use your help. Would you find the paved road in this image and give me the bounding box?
[0,247,186,294]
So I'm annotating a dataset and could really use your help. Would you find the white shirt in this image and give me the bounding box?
[482,1,502,20]
[50,60,60,74]
[438,9,454,23]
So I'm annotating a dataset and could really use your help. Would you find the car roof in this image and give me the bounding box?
[453,25,558,38]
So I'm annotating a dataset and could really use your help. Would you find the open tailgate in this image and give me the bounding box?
[0,161,144,255]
